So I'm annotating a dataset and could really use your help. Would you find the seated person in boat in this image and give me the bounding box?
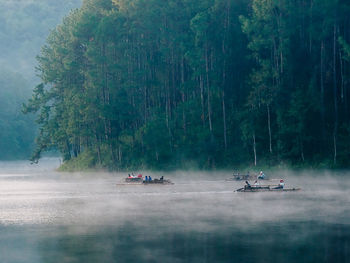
[274,179,285,189]
[144,175,148,181]
[128,173,136,178]
[244,180,252,189]
[160,176,164,181]
[253,180,260,186]
[258,171,265,179]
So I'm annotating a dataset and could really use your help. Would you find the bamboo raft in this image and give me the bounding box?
[116,177,174,186]
[143,179,174,185]
[116,176,144,186]
[235,185,301,192]
[125,177,143,183]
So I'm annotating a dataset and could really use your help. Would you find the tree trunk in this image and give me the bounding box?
[222,90,227,150]
[118,146,122,164]
[320,41,326,142]
[340,50,344,101]
[333,134,337,165]
[222,43,227,150]
[200,75,205,127]
[333,24,338,165]
[95,133,101,165]
[344,57,348,117]
[253,131,257,166]
[267,104,272,154]
[221,1,230,150]
[299,136,305,162]
[181,57,186,134]
[205,41,213,138]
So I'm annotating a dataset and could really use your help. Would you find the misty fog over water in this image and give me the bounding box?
[0,159,348,262]
[0,0,349,262]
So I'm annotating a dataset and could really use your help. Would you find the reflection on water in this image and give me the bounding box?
[0,159,349,262]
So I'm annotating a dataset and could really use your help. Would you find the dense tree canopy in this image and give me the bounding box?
[25,0,350,169]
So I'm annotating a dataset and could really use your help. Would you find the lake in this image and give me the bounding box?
[0,159,349,262]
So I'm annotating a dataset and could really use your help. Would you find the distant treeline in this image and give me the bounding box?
[0,0,82,160]
[24,0,350,169]
[0,69,36,159]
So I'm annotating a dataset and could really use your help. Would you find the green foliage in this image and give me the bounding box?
[339,37,350,61]
[58,149,97,171]
[26,0,350,169]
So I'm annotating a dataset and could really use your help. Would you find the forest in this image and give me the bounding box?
[24,0,350,170]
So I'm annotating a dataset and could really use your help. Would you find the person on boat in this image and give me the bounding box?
[274,179,285,189]
[160,176,164,181]
[254,180,260,186]
[233,172,241,180]
[149,176,152,181]
[245,180,251,190]
[258,171,265,180]
[279,179,285,188]
[144,176,148,182]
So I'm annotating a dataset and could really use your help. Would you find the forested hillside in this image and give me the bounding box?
[0,0,82,160]
[25,0,350,169]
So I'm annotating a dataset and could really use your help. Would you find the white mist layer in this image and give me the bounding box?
[0,159,348,231]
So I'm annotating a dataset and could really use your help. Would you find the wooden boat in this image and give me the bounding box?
[235,185,301,192]
[116,175,144,185]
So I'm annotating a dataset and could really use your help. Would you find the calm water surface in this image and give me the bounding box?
[0,159,349,262]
